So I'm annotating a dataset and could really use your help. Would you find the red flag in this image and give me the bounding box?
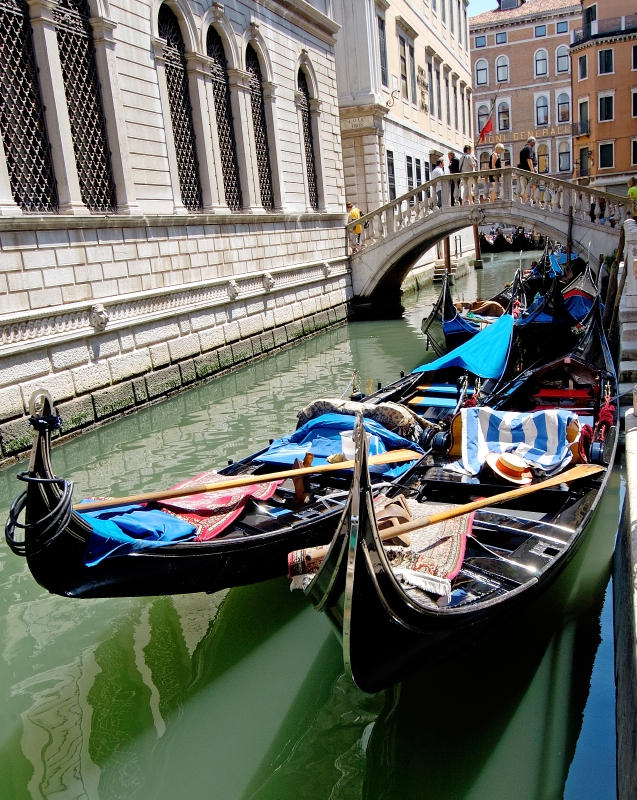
[479,116,493,143]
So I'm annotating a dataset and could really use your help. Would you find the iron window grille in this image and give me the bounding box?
[0,0,57,212]
[55,0,116,212]
[158,4,202,212]
[207,26,242,211]
[297,69,318,211]
[246,45,274,211]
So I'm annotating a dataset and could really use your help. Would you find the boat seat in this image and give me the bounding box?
[534,388,594,399]
[416,384,474,395]
[409,396,458,409]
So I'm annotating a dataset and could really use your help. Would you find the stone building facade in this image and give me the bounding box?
[0,0,350,463]
[469,0,579,178]
[333,0,473,212]
[570,0,637,193]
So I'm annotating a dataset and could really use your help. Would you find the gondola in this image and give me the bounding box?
[297,305,617,692]
[510,227,535,251]
[421,271,480,356]
[5,391,427,599]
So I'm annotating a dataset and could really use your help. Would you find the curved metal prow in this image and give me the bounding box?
[342,413,370,683]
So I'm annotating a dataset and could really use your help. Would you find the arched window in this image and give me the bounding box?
[496,55,509,83]
[298,68,318,211]
[498,101,510,131]
[556,45,570,73]
[207,26,241,211]
[0,0,57,211]
[477,104,490,131]
[557,93,570,122]
[502,148,511,167]
[535,49,548,77]
[479,151,490,169]
[246,45,274,211]
[537,143,549,174]
[158,4,202,212]
[536,95,549,126]
[475,58,488,86]
[56,0,116,211]
[558,141,571,172]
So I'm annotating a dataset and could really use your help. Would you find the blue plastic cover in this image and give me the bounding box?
[412,314,515,379]
[79,505,196,566]
[443,314,480,338]
[564,293,594,322]
[257,413,423,478]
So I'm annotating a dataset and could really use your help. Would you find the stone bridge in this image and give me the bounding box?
[348,167,629,304]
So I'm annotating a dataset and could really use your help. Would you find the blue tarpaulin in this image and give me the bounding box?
[257,413,423,477]
[79,505,196,566]
[412,313,514,379]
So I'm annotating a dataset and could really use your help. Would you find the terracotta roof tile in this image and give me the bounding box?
[470,0,580,28]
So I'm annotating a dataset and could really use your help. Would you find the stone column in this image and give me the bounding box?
[91,16,140,214]
[151,36,187,215]
[262,81,286,212]
[0,135,22,216]
[28,0,88,215]
[186,53,222,213]
[228,68,261,213]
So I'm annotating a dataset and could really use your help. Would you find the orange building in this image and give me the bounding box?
[570,1,637,193]
[470,0,580,178]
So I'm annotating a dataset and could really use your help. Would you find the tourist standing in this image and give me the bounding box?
[448,151,460,206]
[347,201,362,252]
[459,145,477,204]
[488,142,504,203]
[518,136,537,203]
[431,159,445,208]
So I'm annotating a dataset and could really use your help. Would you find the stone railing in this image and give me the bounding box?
[346,168,632,253]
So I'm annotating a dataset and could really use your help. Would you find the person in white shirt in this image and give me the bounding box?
[458,145,477,204]
[431,159,445,208]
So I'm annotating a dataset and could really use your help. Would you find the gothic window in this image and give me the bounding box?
[158,4,202,212]
[298,68,318,211]
[0,0,57,211]
[207,25,241,211]
[246,45,273,211]
[55,0,116,211]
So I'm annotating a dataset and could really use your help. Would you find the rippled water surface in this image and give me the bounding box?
[0,253,619,799]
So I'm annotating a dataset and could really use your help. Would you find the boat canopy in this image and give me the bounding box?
[412,313,514,379]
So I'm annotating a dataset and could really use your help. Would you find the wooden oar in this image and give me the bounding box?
[377,463,605,539]
[73,449,421,512]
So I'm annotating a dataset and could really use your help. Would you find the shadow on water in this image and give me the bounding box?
[0,255,619,799]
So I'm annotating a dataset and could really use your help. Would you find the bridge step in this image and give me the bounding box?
[620,361,637,383]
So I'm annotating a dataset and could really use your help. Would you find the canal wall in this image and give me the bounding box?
[0,214,350,467]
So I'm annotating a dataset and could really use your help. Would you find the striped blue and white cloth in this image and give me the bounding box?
[446,407,580,477]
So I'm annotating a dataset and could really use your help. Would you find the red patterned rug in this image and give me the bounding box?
[159,472,282,541]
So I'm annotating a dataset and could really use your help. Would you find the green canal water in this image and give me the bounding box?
[0,252,619,799]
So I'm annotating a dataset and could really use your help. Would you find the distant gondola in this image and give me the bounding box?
[421,272,480,356]
[299,306,617,692]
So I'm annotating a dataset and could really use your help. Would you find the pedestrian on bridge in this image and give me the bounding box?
[459,145,477,204]
[347,202,362,253]
[489,142,505,203]
[448,151,460,205]
[518,137,537,203]
[431,160,445,208]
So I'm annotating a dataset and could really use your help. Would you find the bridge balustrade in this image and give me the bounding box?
[347,168,634,254]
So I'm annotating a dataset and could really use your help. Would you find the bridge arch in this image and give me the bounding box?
[349,169,625,306]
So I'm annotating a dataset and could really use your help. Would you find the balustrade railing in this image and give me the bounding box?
[573,15,637,44]
[346,168,631,254]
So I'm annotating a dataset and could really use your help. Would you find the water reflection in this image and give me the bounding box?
[0,255,617,799]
